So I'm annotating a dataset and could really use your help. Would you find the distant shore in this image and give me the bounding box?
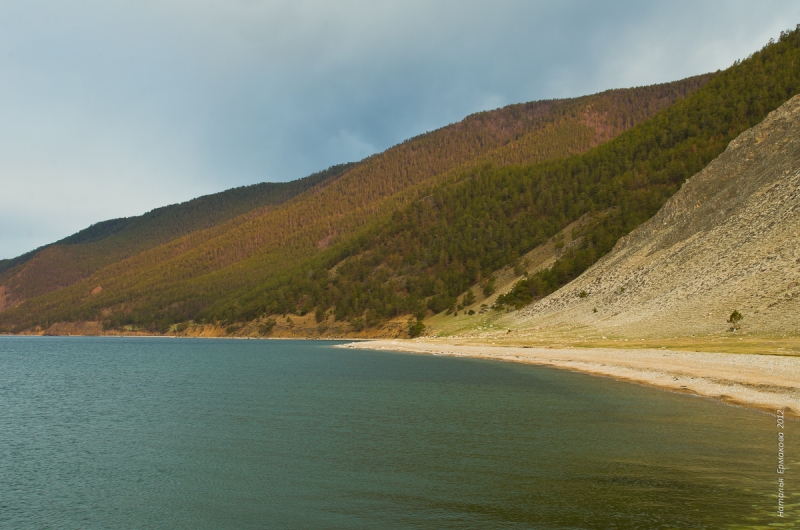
[341,339,800,418]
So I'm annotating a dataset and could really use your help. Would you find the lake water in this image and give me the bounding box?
[0,337,795,528]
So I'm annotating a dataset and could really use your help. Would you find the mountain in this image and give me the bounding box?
[0,75,712,332]
[0,163,354,304]
[503,93,800,338]
[231,27,800,336]
[5,27,800,338]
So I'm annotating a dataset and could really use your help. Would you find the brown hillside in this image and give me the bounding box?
[0,76,709,327]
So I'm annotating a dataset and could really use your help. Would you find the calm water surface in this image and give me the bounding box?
[0,337,796,529]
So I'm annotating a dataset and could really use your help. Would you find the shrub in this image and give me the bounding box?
[463,289,476,306]
[513,259,529,276]
[408,318,426,338]
[728,310,743,331]
[482,276,496,297]
[258,318,277,335]
[365,309,380,328]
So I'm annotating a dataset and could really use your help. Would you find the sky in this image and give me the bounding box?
[1,1,799,259]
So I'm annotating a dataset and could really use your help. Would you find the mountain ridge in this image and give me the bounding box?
[0,75,712,330]
[6,26,800,338]
[0,162,356,293]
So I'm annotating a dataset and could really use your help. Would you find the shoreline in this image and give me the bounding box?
[4,333,798,417]
[0,333,370,341]
[340,339,800,418]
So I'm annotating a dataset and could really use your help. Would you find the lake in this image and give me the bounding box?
[0,337,794,528]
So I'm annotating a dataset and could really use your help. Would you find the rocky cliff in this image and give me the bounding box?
[507,95,800,337]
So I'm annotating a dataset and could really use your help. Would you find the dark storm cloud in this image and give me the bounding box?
[1,0,798,258]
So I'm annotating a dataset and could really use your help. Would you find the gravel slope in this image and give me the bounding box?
[504,95,800,338]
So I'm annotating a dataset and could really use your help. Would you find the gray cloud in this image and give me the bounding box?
[1,0,798,258]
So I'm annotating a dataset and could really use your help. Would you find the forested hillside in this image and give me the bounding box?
[0,163,354,302]
[502,92,800,339]
[0,74,709,332]
[207,27,800,331]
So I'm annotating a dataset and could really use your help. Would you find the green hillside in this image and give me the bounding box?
[207,27,800,330]
[0,72,716,332]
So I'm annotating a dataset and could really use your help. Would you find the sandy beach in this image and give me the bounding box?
[341,339,800,417]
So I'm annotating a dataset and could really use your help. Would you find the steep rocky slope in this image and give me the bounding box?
[505,95,800,338]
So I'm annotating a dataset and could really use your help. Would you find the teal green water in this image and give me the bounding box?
[0,337,796,528]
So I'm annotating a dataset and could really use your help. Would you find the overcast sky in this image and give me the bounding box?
[1,1,798,259]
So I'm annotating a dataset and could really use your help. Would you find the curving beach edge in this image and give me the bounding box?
[340,339,800,418]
